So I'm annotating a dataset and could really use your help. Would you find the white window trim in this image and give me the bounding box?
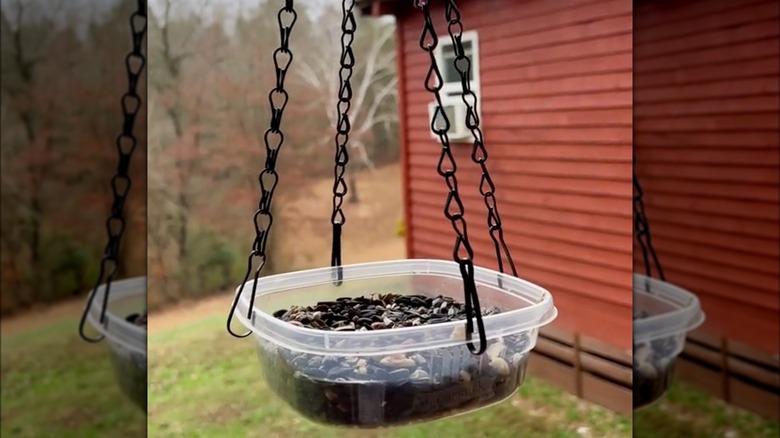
[434,29,481,107]
[429,30,481,142]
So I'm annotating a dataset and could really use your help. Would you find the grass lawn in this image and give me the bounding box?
[1,317,146,438]
[148,315,631,438]
[634,381,780,438]
[2,309,778,438]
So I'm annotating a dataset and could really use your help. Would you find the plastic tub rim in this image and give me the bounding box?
[237,259,555,334]
[247,305,558,357]
[633,274,705,344]
[85,276,147,356]
[235,259,557,355]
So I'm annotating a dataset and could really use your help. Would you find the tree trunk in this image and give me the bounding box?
[29,191,42,301]
[177,192,189,259]
[348,176,359,204]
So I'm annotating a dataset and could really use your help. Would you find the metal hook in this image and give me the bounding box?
[416,0,490,355]
[227,254,263,338]
[633,165,666,281]
[226,296,252,339]
[78,288,106,343]
[80,0,146,343]
[441,0,519,282]
[79,258,115,343]
[460,261,487,355]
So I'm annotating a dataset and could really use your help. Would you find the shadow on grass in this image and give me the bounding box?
[1,317,146,438]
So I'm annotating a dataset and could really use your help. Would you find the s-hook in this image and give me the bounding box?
[633,156,665,281]
[79,0,147,342]
[227,0,298,338]
[330,0,358,286]
[413,0,486,355]
[442,0,518,282]
[227,0,359,337]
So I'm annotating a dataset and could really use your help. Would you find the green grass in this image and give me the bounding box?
[147,315,631,438]
[634,381,779,438]
[1,317,146,438]
[4,310,777,438]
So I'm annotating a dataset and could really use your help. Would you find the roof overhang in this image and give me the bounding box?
[357,0,404,16]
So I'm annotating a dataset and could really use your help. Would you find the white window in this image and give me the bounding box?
[428,30,481,142]
[435,30,481,103]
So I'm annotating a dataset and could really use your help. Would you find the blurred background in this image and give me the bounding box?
[145,0,778,437]
[632,0,779,435]
[1,0,777,437]
[0,0,147,317]
[144,0,637,437]
[1,0,147,436]
[145,0,401,309]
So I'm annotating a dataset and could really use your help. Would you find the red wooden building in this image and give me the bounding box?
[361,0,635,412]
[634,0,779,420]
[361,0,778,418]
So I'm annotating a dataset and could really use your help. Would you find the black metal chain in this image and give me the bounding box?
[330,0,358,286]
[633,157,665,281]
[442,0,517,281]
[79,0,147,342]
[227,0,297,338]
[415,0,486,355]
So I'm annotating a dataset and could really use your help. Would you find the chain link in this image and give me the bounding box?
[330,0,358,286]
[227,0,298,338]
[633,157,665,281]
[443,1,517,280]
[79,0,147,342]
[416,0,486,355]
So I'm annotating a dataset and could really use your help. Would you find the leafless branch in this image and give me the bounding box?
[292,13,397,170]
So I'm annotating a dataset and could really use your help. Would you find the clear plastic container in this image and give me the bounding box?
[85,276,147,412]
[633,274,705,410]
[234,259,557,427]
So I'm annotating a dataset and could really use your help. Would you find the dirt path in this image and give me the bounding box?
[1,298,87,336]
[149,164,406,332]
[2,234,405,337]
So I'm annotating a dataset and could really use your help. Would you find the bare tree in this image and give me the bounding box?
[293,7,398,174]
[148,0,226,263]
[0,0,80,303]
[140,1,401,304]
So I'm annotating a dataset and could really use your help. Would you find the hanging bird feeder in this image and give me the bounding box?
[226,0,557,428]
[632,163,705,410]
[78,0,148,413]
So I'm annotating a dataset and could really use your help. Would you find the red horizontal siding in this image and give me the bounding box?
[634,0,780,354]
[633,38,779,73]
[400,0,631,44]
[635,131,778,148]
[407,143,632,162]
[407,126,632,144]
[411,210,631,258]
[409,173,631,198]
[634,58,778,89]
[634,0,775,34]
[397,0,633,350]
[482,52,633,85]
